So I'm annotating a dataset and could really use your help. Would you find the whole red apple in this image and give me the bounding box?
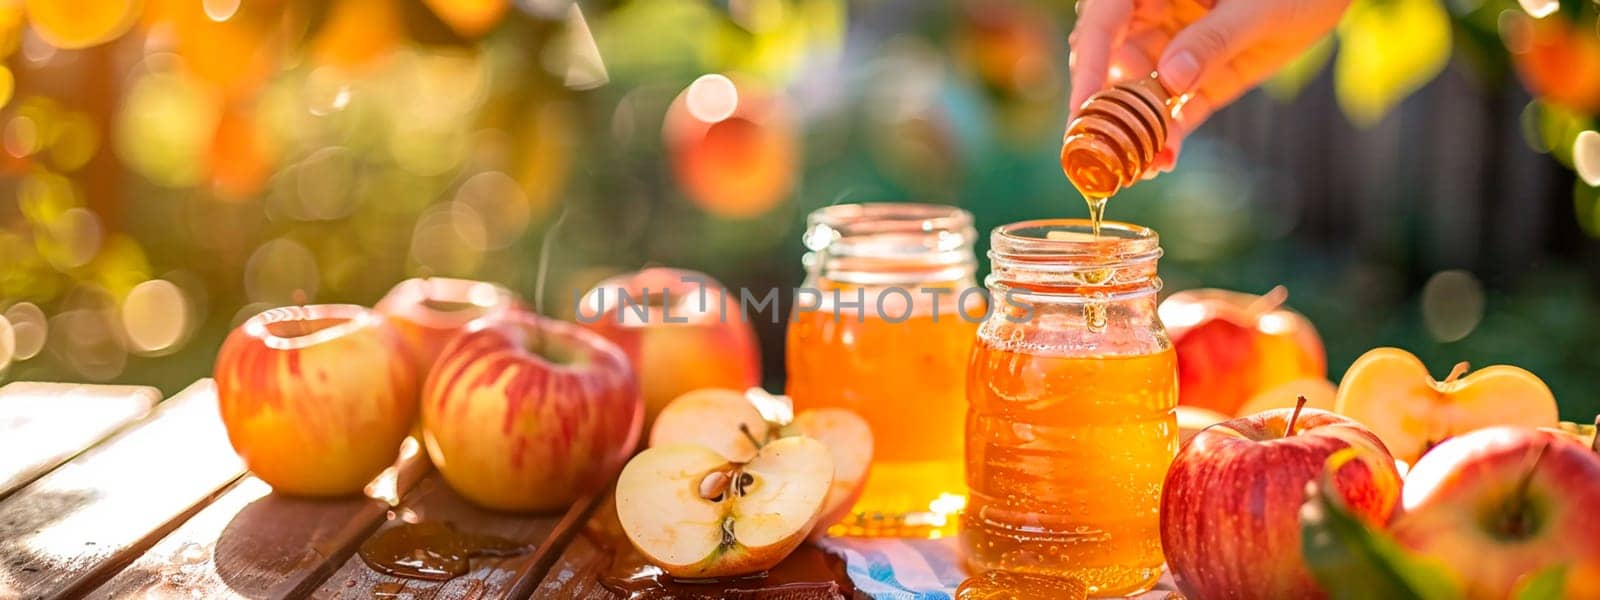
[1393,427,1600,600]
[576,267,760,431]
[1159,286,1326,416]
[215,304,418,497]
[422,311,643,511]
[374,277,520,377]
[1162,404,1402,599]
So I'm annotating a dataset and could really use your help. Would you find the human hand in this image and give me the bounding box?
[1067,0,1350,172]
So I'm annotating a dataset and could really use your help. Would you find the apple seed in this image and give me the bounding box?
[699,471,732,502]
[735,472,755,497]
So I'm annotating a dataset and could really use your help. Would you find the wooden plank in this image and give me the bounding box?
[0,379,245,600]
[0,382,159,500]
[309,475,603,600]
[85,437,434,600]
[533,530,619,600]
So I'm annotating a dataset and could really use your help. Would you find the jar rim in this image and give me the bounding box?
[805,203,974,250]
[991,218,1159,260]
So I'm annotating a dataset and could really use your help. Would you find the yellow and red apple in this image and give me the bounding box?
[1334,347,1559,464]
[215,304,419,497]
[421,311,643,512]
[1159,286,1326,416]
[577,268,760,432]
[616,436,833,578]
[1394,427,1600,599]
[374,277,520,378]
[1162,403,1402,599]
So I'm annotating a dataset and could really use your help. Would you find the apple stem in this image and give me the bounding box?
[1246,285,1289,316]
[1285,395,1309,438]
[1442,362,1470,385]
[1502,441,1550,538]
[1591,415,1600,455]
[739,423,764,450]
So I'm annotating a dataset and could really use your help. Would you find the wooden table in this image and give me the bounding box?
[0,381,1177,599]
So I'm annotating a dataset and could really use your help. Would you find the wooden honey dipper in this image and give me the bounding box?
[1060,73,1179,199]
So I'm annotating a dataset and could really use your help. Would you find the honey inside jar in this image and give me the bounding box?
[786,203,981,537]
[962,219,1177,596]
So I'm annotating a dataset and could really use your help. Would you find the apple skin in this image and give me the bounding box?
[422,311,643,512]
[1394,427,1600,600]
[215,304,419,497]
[374,277,520,378]
[576,268,760,432]
[1161,408,1401,599]
[1159,288,1326,416]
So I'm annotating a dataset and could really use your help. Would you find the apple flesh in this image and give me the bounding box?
[374,277,519,378]
[1161,406,1402,599]
[422,311,642,512]
[1160,286,1326,416]
[648,388,874,537]
[781,408,873,539]
[577,268,760,433]
[215,304,419,496]
[649,388,770,463]
[616,437,833,578]
[1334,347,1559,464]
[1394,427,1600,599]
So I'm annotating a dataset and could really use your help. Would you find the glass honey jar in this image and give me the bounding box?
[963,219,1178,595]
[786,203,982,538]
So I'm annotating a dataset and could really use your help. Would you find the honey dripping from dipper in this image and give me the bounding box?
[1060,73,1182,236]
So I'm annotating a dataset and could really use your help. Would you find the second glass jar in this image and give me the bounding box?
[786,203,982,538]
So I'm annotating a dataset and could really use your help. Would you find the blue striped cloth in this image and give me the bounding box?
[818,537,967,599]
[817,536,1181,599]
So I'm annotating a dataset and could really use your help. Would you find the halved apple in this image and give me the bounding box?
[1542,418,1599,450]
[650,387,875,537]
[1175,405,1230,445]
[616,437,834,578]
[1236,377,1336,417]
[1334,347,1558,463]
[781,408,873,538]
[649,388,770,463]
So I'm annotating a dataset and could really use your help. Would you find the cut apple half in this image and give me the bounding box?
[782,408,873,537]
[649,388,771,463]
[615,437,834,578]
[1334,347,1558,463]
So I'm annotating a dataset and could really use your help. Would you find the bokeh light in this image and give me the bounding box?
[5,302,48,361]
[245,238,319,305]
[115,63,222,188]
[121,279,191,356]
[1575,130,1600,186]
[454,171,531,249]
[664,74,798,219]
[25,0,139,49]
[0,314,14,372]
[1421,270,1486,343]
[47,286,126,381]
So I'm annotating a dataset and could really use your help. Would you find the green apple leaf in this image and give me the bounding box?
[1300,449,1461,600]
[1513,564,1568,600]
[1333,0,1452,127]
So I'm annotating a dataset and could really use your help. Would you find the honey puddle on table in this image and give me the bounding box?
[357,521,531,581]
[587,526,854,599]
